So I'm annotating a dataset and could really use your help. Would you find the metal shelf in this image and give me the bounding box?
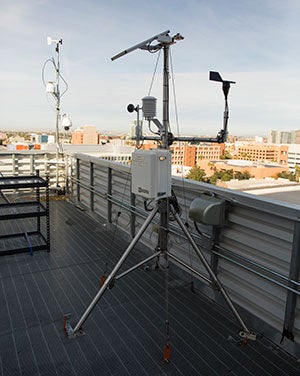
[0,231,48,256]
[0,173,50,256]
[0,175,47,189]
[0,202,47,220]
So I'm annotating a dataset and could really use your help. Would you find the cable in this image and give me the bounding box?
[41,58,56,86]
[148,122,160,135]
[169,50,180,138]
[148,49,161,96]
[162,253,171,364]
[41,58,69,98]
[170,49,198,291]
[59,72,69,97]
[169,189,182,221]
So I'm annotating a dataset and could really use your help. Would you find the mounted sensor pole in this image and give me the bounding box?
[46,37,63,154]
[125,70,236,146]
[112,31,184,267]
[65,32,255,352]
[209,71,236,143]
[46,37,63,188]
[111,30,170,61]
[111,30,183,149]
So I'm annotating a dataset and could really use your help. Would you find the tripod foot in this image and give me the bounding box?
[63,313,84,339]
[162,342,171,364]
[239,330,257,342]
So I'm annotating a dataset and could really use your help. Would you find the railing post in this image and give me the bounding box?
[76,158,80,203]
[210,226,221,289]
[30,154,34,174]
[46,174,50,252]
[36,170,41,233]
[90,162,94,212]
[211,226,221,274]
[65,154,69,194]
[130,192,136,237]
[282,221,300,341]
[12,154,17,175]
[107,167,112,223]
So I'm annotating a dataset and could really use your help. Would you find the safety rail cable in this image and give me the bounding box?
[214,246,300,292]
[215,244,300,287]
[213,250,300,296]
[69,166,298,294]
[109,193,299,296]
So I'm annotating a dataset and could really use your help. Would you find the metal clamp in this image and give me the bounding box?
[239,330,257,341]
[64,313,80,339]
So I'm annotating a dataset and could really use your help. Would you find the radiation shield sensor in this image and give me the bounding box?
[131,149,172,199]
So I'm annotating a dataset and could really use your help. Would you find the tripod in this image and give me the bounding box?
[64,30,255,348]
[65,197,255,342]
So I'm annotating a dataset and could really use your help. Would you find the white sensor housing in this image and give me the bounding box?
[131,149,171,199]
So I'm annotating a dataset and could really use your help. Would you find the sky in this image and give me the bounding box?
[1,0,300,137]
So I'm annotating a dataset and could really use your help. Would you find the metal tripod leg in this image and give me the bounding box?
[170,206,256,340]
[71,204,159,334]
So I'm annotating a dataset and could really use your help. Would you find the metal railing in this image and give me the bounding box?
[1,150,299,356]
[0,150,67,188]
[67,152,300,356]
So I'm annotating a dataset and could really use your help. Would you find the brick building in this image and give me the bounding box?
[198,159,289,179]
[170,143,225,166]
[72,125,99,145]
[236,144,288,165]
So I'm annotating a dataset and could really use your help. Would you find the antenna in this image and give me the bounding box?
[43,36,70,189]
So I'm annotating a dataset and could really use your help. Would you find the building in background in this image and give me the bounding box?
[170,143,225,166]
[72,125,99,145]
[235,143,288,165]
[198,159,289,179]
[287,144,300,172]
[268,129,300,144]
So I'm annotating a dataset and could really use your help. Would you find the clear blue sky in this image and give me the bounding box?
[1,0,300,137]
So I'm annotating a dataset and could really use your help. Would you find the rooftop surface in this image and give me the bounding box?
[0,200,300,375]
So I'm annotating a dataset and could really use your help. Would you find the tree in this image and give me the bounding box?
[295,165,300,182]
[186,165,206,182]
[235,170,253,180]
[277,171,296,182]
[220,151,232,160]
[220,169,234,181]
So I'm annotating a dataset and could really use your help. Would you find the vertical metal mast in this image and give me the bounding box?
[46,36,64,189]
[162,45,170,150]
[55,41,61,188]
[55,41,61,154]
[158,44,170,259]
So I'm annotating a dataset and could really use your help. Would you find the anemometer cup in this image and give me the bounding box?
[127,104,136,113]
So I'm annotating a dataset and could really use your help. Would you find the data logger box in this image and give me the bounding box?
[131,149,172,199]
